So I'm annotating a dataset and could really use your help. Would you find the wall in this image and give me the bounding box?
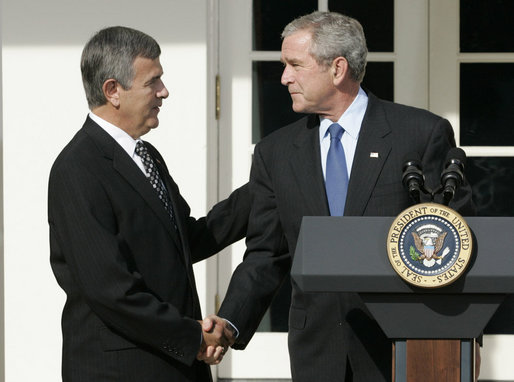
[1,0,212,380]
[0,0,5,378]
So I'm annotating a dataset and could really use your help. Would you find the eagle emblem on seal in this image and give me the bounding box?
[410,225,449,267]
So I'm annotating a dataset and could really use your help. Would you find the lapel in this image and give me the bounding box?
[344,92,392,215]
[83,117,183,252]
[149,150,194,268]
[288,115,330,216]
[144,142,199,307]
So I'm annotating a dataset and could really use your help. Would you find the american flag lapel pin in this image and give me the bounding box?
[370,152,379,158]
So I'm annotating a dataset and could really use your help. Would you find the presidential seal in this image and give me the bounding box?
[386,203,472,288]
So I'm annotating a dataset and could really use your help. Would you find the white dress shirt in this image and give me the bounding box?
[89,112,147,175]
[319,87,368,180]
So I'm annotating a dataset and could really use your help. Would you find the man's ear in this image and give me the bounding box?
[332,57,349,85]
[102,79,121,108]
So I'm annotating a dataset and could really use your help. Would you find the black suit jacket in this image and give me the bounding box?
[48,116,249,382]
[219,92,474,381]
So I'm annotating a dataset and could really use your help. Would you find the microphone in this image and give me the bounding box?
[402,152,425,203]
[441,147,466,205]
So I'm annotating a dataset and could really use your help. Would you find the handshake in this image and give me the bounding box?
[196,315,236,365]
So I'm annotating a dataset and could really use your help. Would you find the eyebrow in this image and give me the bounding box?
[145,74,163,86]
[283,57,301,65]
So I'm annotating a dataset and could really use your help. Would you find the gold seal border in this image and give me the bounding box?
[386,203,473,289]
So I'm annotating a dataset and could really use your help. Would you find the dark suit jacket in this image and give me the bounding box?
[48,116,249,382]
[218,92,474,382]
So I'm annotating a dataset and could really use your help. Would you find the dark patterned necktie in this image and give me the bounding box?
[135,141,177,227]
[325,123,349,216]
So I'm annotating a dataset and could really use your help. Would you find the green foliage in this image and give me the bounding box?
[410,246,420,261]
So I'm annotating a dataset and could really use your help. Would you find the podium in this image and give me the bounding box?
[291,216,514,382]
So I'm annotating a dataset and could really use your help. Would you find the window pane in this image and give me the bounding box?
[467,157,514,216]
[362,62,394,102]
[252,61,305,143]
[466,156,514,334]
[329,0,394,52]
[253,0,318,51]
[460,0,514,52]
[460,63,514,146]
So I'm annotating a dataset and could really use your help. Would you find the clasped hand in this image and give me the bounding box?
[196,315,235,365]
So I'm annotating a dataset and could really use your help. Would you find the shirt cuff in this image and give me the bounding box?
[223,318,240,339]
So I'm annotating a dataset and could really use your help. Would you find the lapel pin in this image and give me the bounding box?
[370,152,379,158]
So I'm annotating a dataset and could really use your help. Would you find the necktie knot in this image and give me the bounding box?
[134,140,176,227]
[135,141,156,176]
[328,123,344,141]
[135,141,148,157]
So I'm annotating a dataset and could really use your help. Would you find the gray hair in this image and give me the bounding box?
[81,26,161,109]
[282,11,367,82]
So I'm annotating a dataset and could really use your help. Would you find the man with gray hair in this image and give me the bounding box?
[48,26,247,381]
[217,11,474,381]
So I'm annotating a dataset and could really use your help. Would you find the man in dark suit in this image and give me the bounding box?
[216,11,475,381]
[48,26,246,381]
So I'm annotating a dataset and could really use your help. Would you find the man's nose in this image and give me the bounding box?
[281,66,292,86]
[158,83,169,99]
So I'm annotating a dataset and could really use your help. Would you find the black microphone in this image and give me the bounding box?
[441,147,466,205]
[402,152,425,203]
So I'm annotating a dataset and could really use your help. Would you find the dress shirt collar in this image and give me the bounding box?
[319,87,368,141]
[89,112,141,158]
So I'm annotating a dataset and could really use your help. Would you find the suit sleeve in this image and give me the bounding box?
[218,143,291,349]
[188,183,251,263]
[48,160,202,366]
[145,142,250,263]
[420,118,476,216]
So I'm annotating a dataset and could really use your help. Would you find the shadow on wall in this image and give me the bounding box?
[2,0,206,46]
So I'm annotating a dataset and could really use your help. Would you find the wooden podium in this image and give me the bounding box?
[291,216,514,382]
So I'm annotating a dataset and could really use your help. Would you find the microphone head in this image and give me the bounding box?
[402,152,424,202]
[402,151,422,172]
[445,147,467,168]
[441,148,466,205]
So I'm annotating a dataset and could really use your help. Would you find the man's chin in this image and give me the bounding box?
[292,103,306,114]
[149,119,160,129]
[139,121,159,137]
